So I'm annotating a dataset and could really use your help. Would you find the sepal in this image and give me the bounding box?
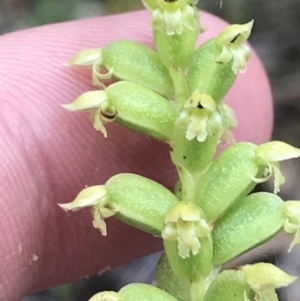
[255,141,300,193]
[58,185,114,235]
[283,201,300,251]
[61,90,114,137]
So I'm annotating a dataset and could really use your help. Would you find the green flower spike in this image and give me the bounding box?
[242,263,297,301]
[162,201,211,258]
[177,93,223,142]
[255,141,300,193]
[58,186,115,235]
[215,20,254,74]
[283,201,300,252]
[152,0,199,35]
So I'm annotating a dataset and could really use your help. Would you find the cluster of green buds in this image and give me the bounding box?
[59,1,300,300]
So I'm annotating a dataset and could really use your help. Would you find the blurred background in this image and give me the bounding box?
[1,0,300,300]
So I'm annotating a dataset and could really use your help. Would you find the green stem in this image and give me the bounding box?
[169,66,189,107]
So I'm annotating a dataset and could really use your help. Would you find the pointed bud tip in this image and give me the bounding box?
[58,202,77,211]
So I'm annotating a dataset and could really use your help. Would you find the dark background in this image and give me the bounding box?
[2,1,300,300]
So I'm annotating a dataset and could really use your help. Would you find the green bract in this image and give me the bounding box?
[68,40,174,97]
[212,192,284,265]
[62,81,178,141]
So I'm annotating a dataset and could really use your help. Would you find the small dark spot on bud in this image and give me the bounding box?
[233,266,243,271]
[101,109,117,120]
[164,0,178,3]
[230,34,240,43]
[197,102,204,109]
[183,156,187,159]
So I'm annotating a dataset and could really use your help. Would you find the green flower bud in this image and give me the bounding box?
[120,283,178,301]
[176,93,223,142]
[187,39,237,104]
[58,173,179,236]
[156,253,190,301]
[67,40,174,97]
[170,94,236,191]
[175,93,235,144]
[152,0,199,35]
[212,192,284,265]
[161,201,212,282]
[215,21,253,74]
[62,81,178,142]
[204,270,254,301]
[162,201,211,258]
[151,1,201,69]
[242,263,296,301]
